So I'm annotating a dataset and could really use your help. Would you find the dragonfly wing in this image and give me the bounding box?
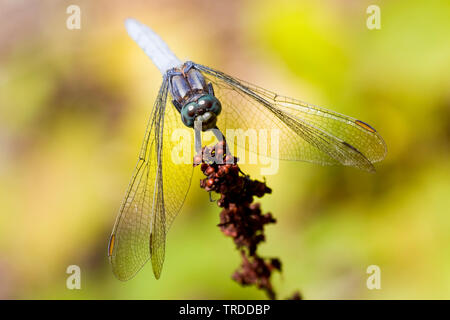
[151,77,194,278]
[109,77,193,280]
[195,63,386,172]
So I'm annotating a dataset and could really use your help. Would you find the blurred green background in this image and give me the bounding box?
[0,0,449,299]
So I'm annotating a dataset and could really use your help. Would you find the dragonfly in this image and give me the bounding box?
[108,18,387,281]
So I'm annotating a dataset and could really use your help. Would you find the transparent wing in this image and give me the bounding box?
[195,63,387,172]
[108,76,193,280]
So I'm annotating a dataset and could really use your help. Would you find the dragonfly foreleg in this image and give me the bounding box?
[212,126,233,159]
[194,119,203,154]
[207,82,215,96]
[208,191,217,202]
[172,99,182,112]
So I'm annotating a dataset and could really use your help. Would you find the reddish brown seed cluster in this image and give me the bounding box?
[195,141,288,299]
[232,251,281,300]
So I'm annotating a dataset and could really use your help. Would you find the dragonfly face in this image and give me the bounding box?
[181,94,222,130]
[108,18,387,281]
[169,62,222,130]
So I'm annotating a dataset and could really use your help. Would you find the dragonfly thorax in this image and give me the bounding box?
[169,62,222,130]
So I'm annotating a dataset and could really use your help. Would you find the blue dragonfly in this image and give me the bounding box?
[108,18,387,281]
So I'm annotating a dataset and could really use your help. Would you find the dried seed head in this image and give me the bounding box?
[195,141,299,300]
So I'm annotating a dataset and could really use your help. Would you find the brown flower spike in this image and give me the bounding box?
[194,141,300,300]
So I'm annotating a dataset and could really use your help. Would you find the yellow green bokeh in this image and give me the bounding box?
[0,0,449,299]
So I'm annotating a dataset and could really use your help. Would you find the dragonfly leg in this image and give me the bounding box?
[195,121,235,164]
[208,191,217,202]
[212,126,226,144]
[172,99,182,112]
[213,126,237,164]
[207,82,215,96]
[194,119,203,154]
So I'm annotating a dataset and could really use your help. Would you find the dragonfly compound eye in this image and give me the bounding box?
[181,102,197,127]
[187,104,196,117]
[198,97,212,109]
[198,95,222,116]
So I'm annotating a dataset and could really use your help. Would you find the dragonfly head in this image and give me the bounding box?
[181,94,222,130]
